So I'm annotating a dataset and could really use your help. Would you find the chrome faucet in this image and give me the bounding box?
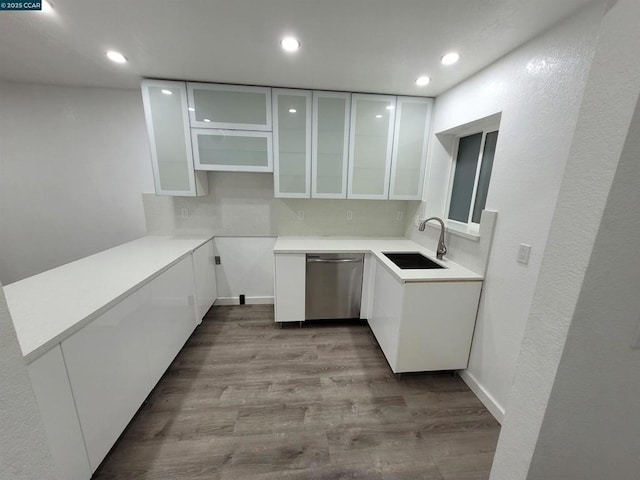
[418,217,447,260]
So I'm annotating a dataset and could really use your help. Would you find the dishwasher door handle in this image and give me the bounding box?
[306,258,363,263]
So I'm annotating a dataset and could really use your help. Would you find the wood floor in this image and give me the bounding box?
[93,305,500,480]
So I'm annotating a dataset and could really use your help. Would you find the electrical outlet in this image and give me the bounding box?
[181,208,189,219]
[346,210,353,220]
[397,211,404,221]
[214,256,221,265]
[297,210,304,220]
[517,244,531,265]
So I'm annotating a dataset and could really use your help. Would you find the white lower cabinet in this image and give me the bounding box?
[61,289,153,472]
[138,257,198,386]
[369,260,482,373]
[61,255,198,472]
[274,253,306,322]
[28,346,92,480]
[193,239,217,320]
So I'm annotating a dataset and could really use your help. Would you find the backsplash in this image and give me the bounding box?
[143,172,409,237]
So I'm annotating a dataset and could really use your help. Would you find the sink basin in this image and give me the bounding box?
[383,252,445,270]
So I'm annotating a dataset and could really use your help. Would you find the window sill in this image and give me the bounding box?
[425,221,481,242]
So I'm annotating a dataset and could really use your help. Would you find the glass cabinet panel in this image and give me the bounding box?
[348,94,396,199]
[187,83,271,131]
[312,92,350,198]
[192,129,272,172]
[273,89,312,198]
[140,80,208,196]
[389,97,433,200]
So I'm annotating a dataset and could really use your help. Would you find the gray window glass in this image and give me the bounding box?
[472,130,498,223]
[448,133,482,223]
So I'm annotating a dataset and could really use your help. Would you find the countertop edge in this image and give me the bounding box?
[273,237,484,283]
[11,235,214,363]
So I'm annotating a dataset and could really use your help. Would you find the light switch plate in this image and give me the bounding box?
[517,244,531,265]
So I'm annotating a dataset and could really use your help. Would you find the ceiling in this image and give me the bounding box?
[0,0,594,96]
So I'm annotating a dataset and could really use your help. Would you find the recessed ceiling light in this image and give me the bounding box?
[106,50,127,64]
[281,36,300,52]
[41,0,54,13]
[441,52,460,65]
[288,108,297,113]
[203,118,211,123]
[386,105,394,111]
[375,114,383,119]
[161,89,172,95]
[415,76,431,86]
[188,107,195,112]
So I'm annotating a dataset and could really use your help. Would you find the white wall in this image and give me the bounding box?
[491,1,640,477]
[419,2,606,417]
[144,171,409,302]
[0,82,154,285]
[0,282,56,480]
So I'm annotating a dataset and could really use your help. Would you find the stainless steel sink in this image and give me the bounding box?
[383,252,445,270]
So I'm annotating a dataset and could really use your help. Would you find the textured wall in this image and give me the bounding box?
[0,82,154,285]
[420,2,605,417]
[490,0,640,477]
[0,283,56,480]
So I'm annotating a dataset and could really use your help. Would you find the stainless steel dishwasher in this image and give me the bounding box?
[305,253,364,320]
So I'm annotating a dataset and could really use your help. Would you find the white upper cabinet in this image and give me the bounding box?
[348,94,397,199]
[312,91,351,199]
[140,79,208,197]
[273,89,312,198]
[192,129,273,172]
[187,83,272,131]
[389,97,433,200]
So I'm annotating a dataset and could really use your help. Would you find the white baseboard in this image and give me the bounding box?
[214,296,274,306]
[458,369,505,424]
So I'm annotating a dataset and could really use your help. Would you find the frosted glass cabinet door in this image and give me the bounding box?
[312,91,351,198]
[389,97,433,200]
[192,129,273,172]
[141,80,208,197]
[187,83,272,131]
[273,89,312,198]
[348,94,397,199]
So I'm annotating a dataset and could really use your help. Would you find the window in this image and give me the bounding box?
[448,129,498,226]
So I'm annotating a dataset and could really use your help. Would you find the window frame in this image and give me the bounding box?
[445,127,499,231]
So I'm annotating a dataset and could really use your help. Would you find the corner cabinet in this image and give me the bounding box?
[348,94,397,199]
[273,89,312,198]
[389,97,433,200]
[312,91,351,198]
[140,80,208,197]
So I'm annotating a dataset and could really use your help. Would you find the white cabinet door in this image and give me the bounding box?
[389,97,433,200]
[140,79,208,197]
[192,128,273,172]
[187,83,272,131]
[312,91,351,198]
[274,253,306,322]
[61,291,151,472]
[28,346,91,480]
[348,94,396,199]
[138,256,197,385]
[193,239,217,321]
[369,261,404,371]
[273,89,312,198]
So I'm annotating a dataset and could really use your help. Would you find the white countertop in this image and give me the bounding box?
[5,235,212,363]
[273,237,483,284]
